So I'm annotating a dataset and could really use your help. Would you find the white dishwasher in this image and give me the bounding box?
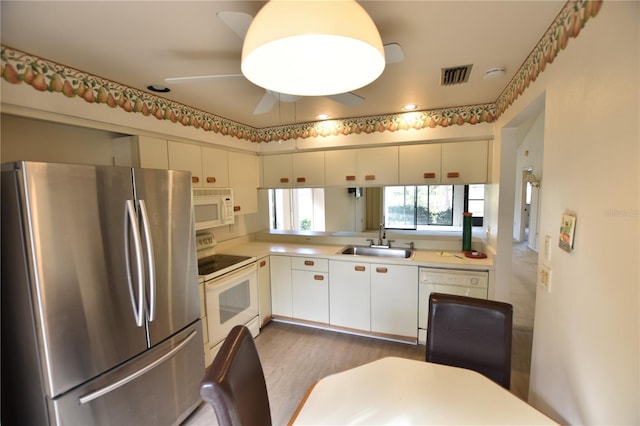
[418,267,489,344]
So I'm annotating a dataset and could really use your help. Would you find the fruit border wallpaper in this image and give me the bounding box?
[0,0,601,144]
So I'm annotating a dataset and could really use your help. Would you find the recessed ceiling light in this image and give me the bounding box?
[402,104,418,111]
[316,113,330,120]
[147,84,171,93]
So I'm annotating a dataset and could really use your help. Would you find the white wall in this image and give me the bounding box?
[491,2,639,423]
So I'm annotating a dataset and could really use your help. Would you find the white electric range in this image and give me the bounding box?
[196,233,260,366]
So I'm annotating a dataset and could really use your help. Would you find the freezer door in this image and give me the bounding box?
[7,162,148,398]
[51,321,204,426]
[132,168,200,346]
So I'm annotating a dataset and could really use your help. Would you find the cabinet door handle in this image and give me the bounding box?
[354,265,366,272]
[280,177,289,183]
[375,267,388,273]
[447,172,460,178]
[304,260,315,266]
[259,260,267,268]
[364,175,376,181]
[423,172,436,179]
[313,275,324,281]
[206,176,216,183]
[233,205,241,212]
[296,177,306,183]
[192,176,200,184]
[345,175,356,181]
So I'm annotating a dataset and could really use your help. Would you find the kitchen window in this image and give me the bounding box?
[384,186,454,230]
[268,188,325,232]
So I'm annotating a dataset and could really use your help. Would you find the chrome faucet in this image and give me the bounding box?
[377,221,386,246]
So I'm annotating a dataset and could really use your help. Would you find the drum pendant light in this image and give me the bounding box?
[241,0,385,97]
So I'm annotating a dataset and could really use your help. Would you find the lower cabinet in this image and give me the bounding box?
[291,257,329,323]
[370,264,418,338]
[270,255,293,318]
[329,260,371,331]
[272,255,418,341]
[270,255,329,324]
[257,256,272,327]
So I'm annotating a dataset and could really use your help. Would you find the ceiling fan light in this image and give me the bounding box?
[241,0,385,97]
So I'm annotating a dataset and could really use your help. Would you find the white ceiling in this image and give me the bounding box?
[1,1,565,129]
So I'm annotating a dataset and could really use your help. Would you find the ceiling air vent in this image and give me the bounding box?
[441,64,473,86]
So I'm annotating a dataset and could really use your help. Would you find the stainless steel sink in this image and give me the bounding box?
[338,245,413,259]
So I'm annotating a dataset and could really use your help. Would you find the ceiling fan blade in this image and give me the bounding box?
[253,91,277,115]
[164,74,243,84]
[217,11,253,40]
[326,92,365,107]
[384,43,405,64]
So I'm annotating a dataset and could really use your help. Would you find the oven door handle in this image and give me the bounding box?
[205,262,256,287]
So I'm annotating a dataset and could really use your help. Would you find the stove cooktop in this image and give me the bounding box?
[198,254,252,276]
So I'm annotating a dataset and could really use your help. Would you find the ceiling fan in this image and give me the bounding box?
[164,11,404,115]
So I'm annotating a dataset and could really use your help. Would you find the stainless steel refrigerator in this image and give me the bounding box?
[1,161,204,425]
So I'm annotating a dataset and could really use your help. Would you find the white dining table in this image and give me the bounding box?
[289,357,557,425]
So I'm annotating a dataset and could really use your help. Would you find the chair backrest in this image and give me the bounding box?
[426,292,513,389]
[200,325,272,426]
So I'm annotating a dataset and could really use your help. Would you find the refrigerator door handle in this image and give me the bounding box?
[138,199,156,322]
[125,200,145,327]
[78,330,197,405]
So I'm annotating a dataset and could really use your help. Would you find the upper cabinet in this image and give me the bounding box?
[292,152,325,187]
[113,135,168,169]
[201,146,229,188]
[262,152,325,188]
[398,144,441,185]
[262,154,293,187]
[168,141,203,186]
[168,141,229,187]
[441,140,488,184]
[228,151,259,215]
[325,146,398,186]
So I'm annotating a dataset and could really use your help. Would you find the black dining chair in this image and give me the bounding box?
[425,292,513,389]
[200,325,272,426]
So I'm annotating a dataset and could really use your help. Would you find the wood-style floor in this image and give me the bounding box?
[184,321,533,426]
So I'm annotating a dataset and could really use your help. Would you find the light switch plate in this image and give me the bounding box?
[544,235,552,261]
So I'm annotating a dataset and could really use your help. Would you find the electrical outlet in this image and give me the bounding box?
[539,265,552,292]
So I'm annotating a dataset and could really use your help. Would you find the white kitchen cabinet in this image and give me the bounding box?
[257,256,272,327]
[201,145,229,188]
[329,260,371,331]
[168,141,202,186]
[325,146,398,186]
[292,151,325,187]
[291,257,329,323]
[262,154,293,187]
[112,135,169,169]
[228,151,259,215]
[262,151,325,188]
[324,149,358,186]
[398,144,442,185]
[357,146,398,186]
[370,263,418,339]
[441,140,489,184]
[270,255,292,318]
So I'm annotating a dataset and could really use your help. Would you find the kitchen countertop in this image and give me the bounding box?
[216,241,493,271]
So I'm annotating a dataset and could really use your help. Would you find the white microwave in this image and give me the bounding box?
[192,188,235,230]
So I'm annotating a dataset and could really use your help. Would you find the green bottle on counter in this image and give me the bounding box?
[462,212,473,252]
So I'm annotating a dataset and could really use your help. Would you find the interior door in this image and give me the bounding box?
[132,168,200,347]
[17,162,149,397]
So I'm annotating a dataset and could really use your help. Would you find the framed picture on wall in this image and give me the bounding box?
[559,212,577,253]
